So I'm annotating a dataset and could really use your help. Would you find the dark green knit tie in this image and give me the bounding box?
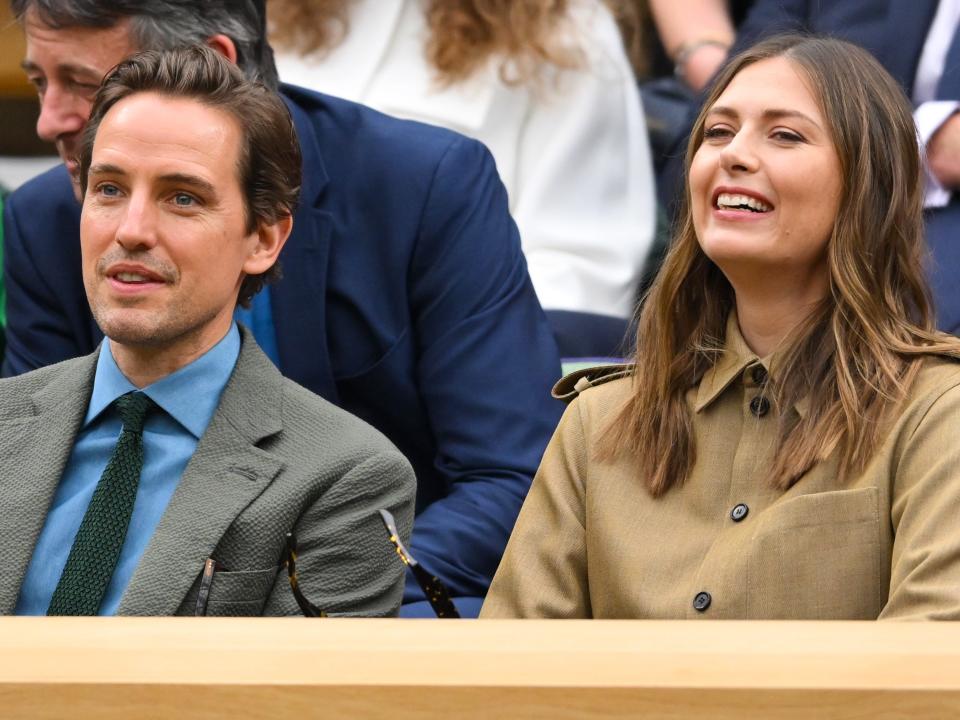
[47,391,154,616]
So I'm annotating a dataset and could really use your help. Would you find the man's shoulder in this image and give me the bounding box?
[6,163,75,214]
[282,83,489,167]
[4,164,79,245]
[0,355,90,416]
[275,374,408,466]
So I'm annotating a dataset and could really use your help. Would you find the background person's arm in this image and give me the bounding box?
[648,0,734,90]
[405,135,564,608]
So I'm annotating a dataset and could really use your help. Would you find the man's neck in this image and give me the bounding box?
[108,325,234,388]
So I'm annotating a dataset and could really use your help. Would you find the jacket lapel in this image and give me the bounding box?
[0,353,97,613]
[117,333,285,615]
[273,92,338,404]
[937,18,960,100]
[881,0,939,94]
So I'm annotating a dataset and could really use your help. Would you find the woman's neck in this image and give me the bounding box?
[733,282,828,358]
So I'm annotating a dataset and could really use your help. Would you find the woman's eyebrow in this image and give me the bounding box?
[706,105,823,131]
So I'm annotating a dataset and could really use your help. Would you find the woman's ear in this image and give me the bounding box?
[243,215,293,276]
[206,34,239,65]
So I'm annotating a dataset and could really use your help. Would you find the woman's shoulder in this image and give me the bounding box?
[552,363,633,401]
[910,352,960,403]
[551,364,635,431]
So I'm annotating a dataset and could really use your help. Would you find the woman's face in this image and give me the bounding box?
[689,56,843,291]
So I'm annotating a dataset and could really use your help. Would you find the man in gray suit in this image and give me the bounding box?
[0,45,415,617]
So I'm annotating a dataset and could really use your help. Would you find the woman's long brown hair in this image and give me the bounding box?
[603,34,960,496]
[267,0,601,86]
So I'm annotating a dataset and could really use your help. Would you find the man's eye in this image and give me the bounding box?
[27,76,46,94]
[68,78,100,94]
[173,193,197,207]
[98,184,120,197]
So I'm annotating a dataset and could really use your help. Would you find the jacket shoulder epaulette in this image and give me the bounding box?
[552,364,634,403]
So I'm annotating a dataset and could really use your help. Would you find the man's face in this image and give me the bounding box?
[22,9,137,186]
[81,92,267,363]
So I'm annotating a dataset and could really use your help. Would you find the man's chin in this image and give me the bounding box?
[92,309,167,349]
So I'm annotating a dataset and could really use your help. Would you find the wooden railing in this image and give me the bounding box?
[0,618,958,718]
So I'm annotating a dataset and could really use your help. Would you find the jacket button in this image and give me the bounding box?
[749,396,770,417]
[750,365,768,385]
[731,503,749,522]
[693,591,712,612]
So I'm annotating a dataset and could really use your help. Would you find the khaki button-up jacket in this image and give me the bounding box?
[482,324,960,620]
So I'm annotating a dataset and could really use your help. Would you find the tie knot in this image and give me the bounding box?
[114,392,154,434]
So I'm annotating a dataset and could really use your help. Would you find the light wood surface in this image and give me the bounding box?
[0,618,959,718]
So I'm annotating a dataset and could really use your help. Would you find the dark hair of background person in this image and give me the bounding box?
[268,0,638,86]
[603,34,960,496]
[10,0,280,90]
[78,45,301,307]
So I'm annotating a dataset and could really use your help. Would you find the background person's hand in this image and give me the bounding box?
[927,112,960,188]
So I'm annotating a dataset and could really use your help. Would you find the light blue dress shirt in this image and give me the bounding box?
[15,324,241,615]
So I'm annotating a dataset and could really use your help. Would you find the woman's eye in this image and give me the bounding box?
[773,130,804,143]
[703,126,733,140]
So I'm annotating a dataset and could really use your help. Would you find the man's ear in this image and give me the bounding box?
[242,215,293,276]
[206,34,239,65]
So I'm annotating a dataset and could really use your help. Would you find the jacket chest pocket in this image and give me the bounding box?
[747,487,882,619]
[203,566,280,617]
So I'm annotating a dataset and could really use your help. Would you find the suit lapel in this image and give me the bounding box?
[882,0,939,94]
[937,16,960,100]
[0,353,97,613]
[117,334,285,615]
[273,93,338,404]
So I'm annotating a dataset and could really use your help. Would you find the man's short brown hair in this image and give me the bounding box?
[79,44,301,307]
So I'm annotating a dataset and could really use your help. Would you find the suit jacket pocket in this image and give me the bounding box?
[747,487,882,619]
[204,566,279,616]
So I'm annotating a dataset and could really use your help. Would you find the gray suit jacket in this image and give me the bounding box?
[0,328,416,616]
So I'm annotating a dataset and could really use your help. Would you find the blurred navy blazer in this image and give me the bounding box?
[1,85,564,611]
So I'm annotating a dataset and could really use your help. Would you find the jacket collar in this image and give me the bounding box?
[283,90,329,206]
[694,313,811,419]
[695,313,761,413]
[269,89,338,403]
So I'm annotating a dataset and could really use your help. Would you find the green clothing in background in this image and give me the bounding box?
[0,190,7,362]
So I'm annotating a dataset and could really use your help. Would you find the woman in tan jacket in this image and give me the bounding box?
[482,34,960,620]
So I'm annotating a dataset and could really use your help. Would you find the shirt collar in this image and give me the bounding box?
[693,313,812,418]
[694,313,766,413]
[85,323,242,438]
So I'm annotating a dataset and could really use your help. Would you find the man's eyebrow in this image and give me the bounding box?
[707,105,823,131]
[20,59,103,81]
[157,173,217,195]
[87,163,128,177]
[86,167,218,195]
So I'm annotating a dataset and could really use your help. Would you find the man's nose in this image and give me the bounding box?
[116,196,160,251]
[35,86,87,145]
